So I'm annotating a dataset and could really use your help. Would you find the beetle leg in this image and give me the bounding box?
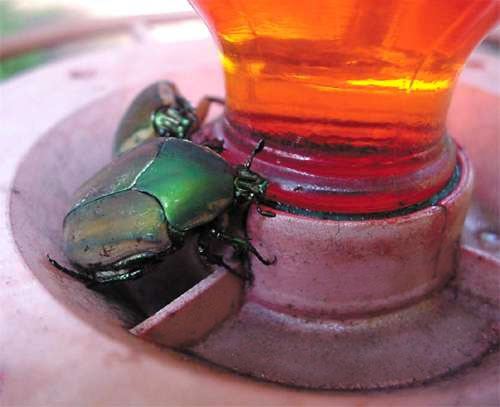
[209,229,276,266]
[240,239,277,266]
[195,96,224,125]
[198,242,252,282]
[243,138,265,169]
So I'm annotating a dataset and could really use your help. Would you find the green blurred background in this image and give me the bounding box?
[0,0,67,79]
[0,0,192,80]
[1,1,497,82]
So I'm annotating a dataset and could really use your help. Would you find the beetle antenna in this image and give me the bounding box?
[244,139,265,170]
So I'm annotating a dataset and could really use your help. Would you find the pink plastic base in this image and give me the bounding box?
[185,148,499,389]
[246,151,471,319]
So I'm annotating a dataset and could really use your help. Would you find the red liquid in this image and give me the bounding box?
[192,0,498,213]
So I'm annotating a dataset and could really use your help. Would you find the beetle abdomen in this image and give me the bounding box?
[63,190,171,269]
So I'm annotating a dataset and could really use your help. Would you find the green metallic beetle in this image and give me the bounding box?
[49,134,274,285]
[113,81,223,156]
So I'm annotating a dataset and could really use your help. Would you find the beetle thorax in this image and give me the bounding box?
[234,166,268,203]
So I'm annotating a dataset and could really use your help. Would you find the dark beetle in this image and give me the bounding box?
[49,136,274,286]
[113,81,223,156]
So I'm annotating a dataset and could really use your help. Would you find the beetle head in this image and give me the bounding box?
[234,139,269,203]
[151,95,198,139]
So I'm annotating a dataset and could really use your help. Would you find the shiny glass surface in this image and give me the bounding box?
[191,0,497,212]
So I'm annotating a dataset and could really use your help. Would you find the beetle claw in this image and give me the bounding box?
[208,229,276,267]
[247,244,277,266]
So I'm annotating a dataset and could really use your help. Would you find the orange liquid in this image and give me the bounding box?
[191,0,498,212]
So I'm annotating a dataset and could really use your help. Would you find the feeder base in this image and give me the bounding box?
[191,285,498,390]
[185,146,499,389]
